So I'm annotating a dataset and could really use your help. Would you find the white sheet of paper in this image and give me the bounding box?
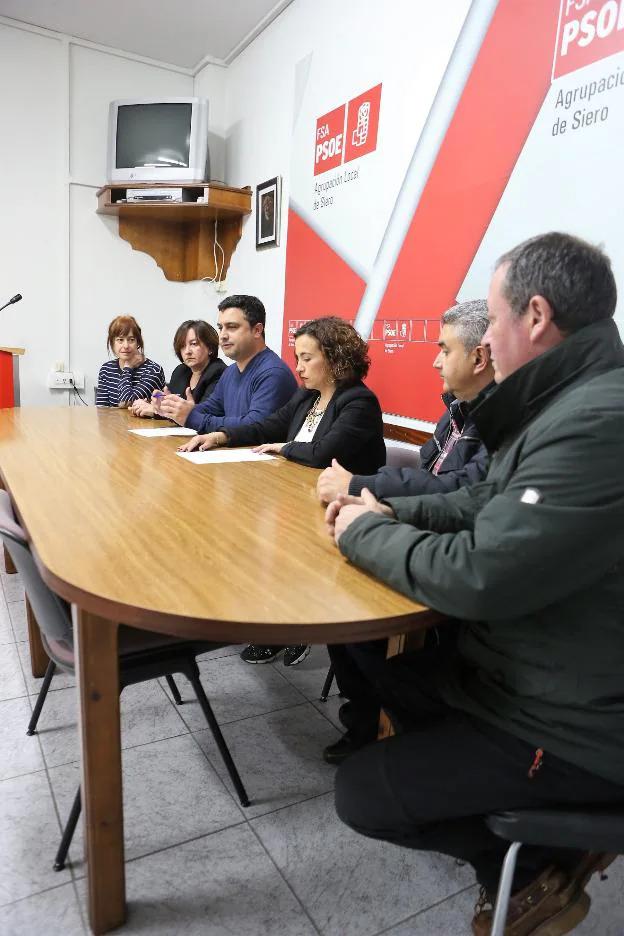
[129,427,197,438]
[176,448,275,464]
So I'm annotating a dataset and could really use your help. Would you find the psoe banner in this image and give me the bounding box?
[282,0,624,422]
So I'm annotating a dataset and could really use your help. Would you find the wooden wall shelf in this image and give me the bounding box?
[96,183,252,283]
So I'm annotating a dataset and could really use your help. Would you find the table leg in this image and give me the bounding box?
[4,543,17,574]
[377,631,426,739]
[26,597,49,677]
[74,608,125,934]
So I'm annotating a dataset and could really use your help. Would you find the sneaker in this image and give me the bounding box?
[283,645,311,667]
[239,644,285,664]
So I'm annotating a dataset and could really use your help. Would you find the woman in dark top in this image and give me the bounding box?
[179,316,386,667]
[131,320,225,418]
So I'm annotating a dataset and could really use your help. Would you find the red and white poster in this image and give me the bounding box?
[282,0,624,422]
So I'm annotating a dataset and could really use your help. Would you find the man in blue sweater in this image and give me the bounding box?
[157,295,297,431]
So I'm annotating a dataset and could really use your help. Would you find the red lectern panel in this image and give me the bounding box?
[0,348,24,408]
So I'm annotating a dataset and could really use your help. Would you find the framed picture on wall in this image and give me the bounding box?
[256,176,281,249]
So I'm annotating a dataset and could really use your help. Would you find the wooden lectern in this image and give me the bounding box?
[0,346,25,581]
[0,346,43,677]
[0,346,24,408]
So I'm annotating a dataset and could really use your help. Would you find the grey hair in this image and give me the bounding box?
[441,299,489,353]
[495,232,617,334]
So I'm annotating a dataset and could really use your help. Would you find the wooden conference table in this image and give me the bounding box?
[0,407,440,934]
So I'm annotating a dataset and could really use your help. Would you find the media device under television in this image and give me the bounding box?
[107,98,211,185]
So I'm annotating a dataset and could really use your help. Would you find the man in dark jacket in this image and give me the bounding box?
[321,299,494,765]
[327,232,624,936]
[316,298,493,505]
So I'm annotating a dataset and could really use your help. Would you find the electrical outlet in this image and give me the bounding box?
[48,371,74,389]
[47,369,85,390]
[215,281,228,293]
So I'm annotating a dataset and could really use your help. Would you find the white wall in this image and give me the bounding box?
[0,24,67,406]
[194,1,307,354]
[184,62,232,326]
[0,20,195,406]
[68,44,194,399]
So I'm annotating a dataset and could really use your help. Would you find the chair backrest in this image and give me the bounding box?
[487,805,624,854]
[0,490,74,662]
[385,441,422,470]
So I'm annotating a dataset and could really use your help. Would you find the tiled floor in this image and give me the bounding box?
[1,567,622,936]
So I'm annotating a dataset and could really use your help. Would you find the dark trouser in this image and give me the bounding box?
[327,623,459,741]
[327,640,387,740]
[334,647,624,893]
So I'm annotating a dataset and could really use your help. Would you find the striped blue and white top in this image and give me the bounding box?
[96,358,166,407]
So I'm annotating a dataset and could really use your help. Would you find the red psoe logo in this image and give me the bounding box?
[344,84,382,164]
[314,105,346,176]
[554,0,624,79]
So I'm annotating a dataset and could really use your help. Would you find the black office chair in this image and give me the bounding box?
[485,805,624,936]
[0,491,250,871]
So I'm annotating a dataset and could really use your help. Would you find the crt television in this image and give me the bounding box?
[107,98,210,183]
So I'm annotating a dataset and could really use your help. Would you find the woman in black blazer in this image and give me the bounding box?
[131,320,225,417]
[179,316,386,667]
[179,317,385,473]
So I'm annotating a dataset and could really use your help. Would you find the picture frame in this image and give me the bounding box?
[256,176,280,249]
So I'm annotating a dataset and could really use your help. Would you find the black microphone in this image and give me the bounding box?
[0,294,22,314]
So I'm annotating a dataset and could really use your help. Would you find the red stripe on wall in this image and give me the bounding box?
[281,208,366,371]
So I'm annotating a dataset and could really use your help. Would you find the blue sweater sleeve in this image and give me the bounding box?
[186,366,296,433]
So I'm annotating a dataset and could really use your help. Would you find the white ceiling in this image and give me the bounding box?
[0,0,294,69]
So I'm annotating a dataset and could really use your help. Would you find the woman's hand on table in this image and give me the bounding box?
[130,399,154,417]
[252,443,287,456]
[177,432,227,452]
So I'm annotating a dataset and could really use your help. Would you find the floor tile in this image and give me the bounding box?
[0,591,14,645]
[312,693,344,732]
[0,642,27,701]
[0,882,85,935]
[2,570,25,603]
[162,653,305,731]
[252,792,473,936]
[195,643,244,661]
[0,771,71,907]
[49,733,244,875]
[76,824,319,935]
[383,887,476,935]
[274,644,337,703]
[0,696,45,781]
[8,599,28,641]
[195,701,340,817]
[37,681,188,769]
[576,856,624,935]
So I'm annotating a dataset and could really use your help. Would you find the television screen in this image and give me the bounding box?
[116,102,192,169]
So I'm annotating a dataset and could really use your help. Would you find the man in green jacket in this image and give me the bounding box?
[326,232,624,936]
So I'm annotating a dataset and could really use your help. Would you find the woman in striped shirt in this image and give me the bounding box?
[96,315,165,407]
